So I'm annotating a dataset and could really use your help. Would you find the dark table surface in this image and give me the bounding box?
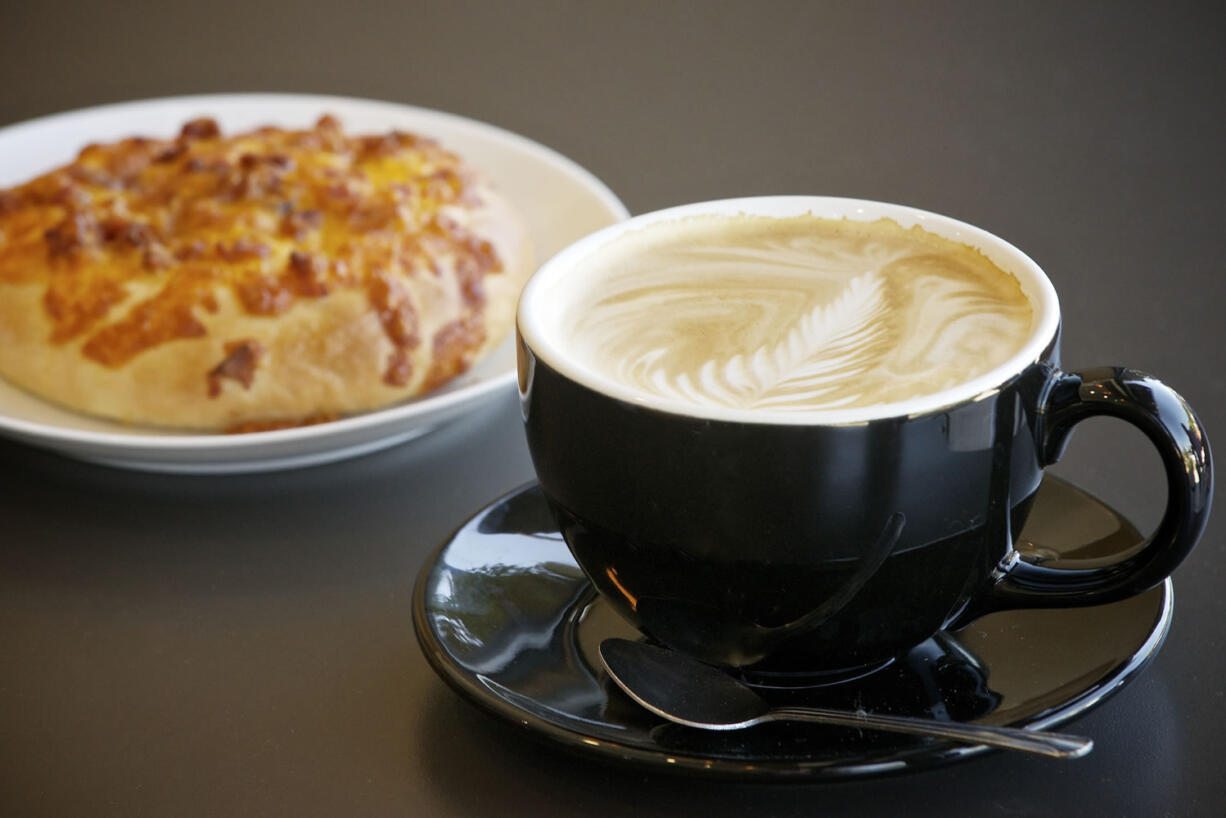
[2,2,1223,815]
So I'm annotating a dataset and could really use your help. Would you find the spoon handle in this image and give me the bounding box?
[765,706,1092,758]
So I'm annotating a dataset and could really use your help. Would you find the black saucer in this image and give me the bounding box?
[412,476,1172,780]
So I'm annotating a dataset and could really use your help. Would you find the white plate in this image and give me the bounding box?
[0,94,629,473]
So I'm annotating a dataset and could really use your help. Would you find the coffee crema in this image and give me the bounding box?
[560,214,1035,412]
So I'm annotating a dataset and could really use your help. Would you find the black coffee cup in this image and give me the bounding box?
[516,197,1212,673]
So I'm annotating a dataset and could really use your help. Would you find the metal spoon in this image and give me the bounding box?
[599,638,1093,759]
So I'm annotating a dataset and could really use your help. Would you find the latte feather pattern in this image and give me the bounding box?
[658,271,890,410]
[559,215,1034,414]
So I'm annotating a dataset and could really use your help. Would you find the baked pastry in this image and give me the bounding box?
[0,115,532,430]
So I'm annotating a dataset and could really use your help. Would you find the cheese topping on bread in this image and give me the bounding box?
[0,115,532,430]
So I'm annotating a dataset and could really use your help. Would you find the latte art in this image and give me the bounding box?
[563,215,1035,412]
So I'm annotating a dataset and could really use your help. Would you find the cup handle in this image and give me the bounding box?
[989,366,1212,608]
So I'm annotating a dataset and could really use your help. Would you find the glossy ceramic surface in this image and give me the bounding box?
[413,475,1172,779]
[518,199,1208,672]
[0,94,629,473]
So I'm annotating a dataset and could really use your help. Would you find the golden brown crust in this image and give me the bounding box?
[0,115,533,430]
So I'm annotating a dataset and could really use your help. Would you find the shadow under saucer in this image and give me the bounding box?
[411,476,1172,780]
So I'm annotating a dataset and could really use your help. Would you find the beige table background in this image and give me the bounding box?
[1,2,1223,815]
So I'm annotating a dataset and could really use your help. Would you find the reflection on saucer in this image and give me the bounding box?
[413,476,1172,779]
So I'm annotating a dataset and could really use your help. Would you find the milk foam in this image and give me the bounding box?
[561,215,1035,413]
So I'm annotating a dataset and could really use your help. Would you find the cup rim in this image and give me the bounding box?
[517,196,1061,425]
